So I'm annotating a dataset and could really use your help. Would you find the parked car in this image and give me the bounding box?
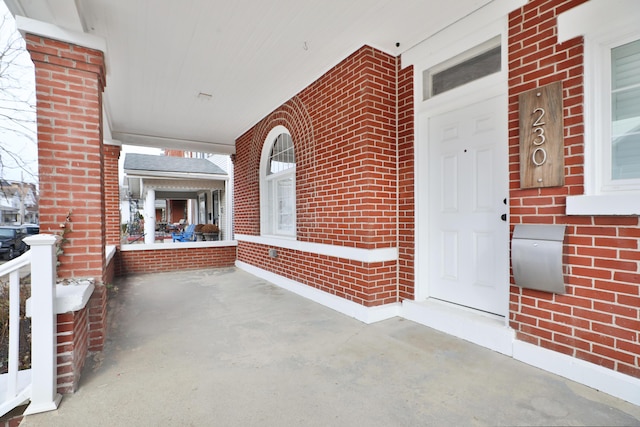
[0,226,27,260]
[20,223,40,235]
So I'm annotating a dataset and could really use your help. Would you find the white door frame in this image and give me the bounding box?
[408,16,510,319]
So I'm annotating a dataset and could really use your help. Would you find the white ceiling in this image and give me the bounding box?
[6,0,495,154]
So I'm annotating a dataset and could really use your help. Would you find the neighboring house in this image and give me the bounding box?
[0,179,38,225]
[122,153,231,243]
[5,0,639,407]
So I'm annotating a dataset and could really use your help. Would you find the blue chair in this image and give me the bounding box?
[172,224,195,242]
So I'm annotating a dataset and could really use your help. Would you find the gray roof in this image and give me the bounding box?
[123,153,227,175]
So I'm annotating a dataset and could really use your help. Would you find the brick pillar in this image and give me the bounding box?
[25,35,107,281]
[26,35,109,351]
[104,143,122,248]
[56,309,89,394]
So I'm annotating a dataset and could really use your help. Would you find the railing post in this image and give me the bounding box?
[23,234,62,415]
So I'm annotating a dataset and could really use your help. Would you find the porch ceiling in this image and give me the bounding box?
[7,0,495,154]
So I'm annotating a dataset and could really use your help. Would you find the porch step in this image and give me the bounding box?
[402,299,514,356]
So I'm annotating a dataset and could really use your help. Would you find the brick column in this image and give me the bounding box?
[26,35,109,352]
[104,143,122,247]
[26,35,107,281]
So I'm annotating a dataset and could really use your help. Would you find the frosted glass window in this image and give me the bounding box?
[611,39,640,180]
[423,40,501,100]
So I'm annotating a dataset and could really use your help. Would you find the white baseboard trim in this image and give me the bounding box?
[236,261,401,324]
[513,340,640,407]
[402,299,514,356]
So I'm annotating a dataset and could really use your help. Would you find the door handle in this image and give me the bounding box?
[501,214,507,221]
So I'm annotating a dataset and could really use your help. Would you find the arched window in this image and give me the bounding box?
[260,126,296,237]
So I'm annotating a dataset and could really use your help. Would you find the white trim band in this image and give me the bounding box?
[120,240,238,252]
[566,195,640,216]
[557,0,640,43]
[15,15,107,54]
[235,234,398,263]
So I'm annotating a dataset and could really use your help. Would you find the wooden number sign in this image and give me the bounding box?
[519,81,564,188]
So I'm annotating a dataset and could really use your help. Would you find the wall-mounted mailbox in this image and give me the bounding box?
[512,224,566,294]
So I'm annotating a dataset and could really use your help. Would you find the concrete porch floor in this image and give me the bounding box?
[21,267,640,426]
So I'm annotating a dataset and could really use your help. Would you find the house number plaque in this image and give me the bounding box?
[519,81,564,188]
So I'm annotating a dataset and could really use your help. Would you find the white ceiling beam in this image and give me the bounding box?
[6,0,85,31]
[113,132,236,156]
[15,15,106,54]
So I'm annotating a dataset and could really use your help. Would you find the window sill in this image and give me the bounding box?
[566,194,640,216]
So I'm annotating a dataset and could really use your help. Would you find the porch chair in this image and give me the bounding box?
[172,224,196,242]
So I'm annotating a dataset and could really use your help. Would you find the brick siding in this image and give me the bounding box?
[235,46,409,306]
[116,246,237,276]
[25,35,107,281]
[238,241,398,306]
[104,144,121,247]
[508,0,639,378]
[397,64,415,301]
[56,309,89,393]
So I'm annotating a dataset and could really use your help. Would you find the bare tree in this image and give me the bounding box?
[0,10,38,225]
[0,11,37,184]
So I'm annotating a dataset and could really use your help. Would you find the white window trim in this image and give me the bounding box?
[259,125,297,238]
[423,35,501,101]
[559,0,640,215]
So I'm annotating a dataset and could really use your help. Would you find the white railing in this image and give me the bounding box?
[0,234,61,417]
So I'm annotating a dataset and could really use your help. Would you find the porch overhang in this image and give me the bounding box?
[4,0,523,154]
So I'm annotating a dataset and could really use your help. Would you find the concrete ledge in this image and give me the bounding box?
[27,281,95,317]
[55,281,95,314]
[120,240,237,252]
[236,260,400,324]
[105,245,116,264]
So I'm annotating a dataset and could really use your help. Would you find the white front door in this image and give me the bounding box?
[427,95,509,316]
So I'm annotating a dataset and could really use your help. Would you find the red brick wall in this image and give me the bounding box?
[56,308,89,394]
[26,35,107,281]
[104,144,121,247]
[398,64,415,300]
[235,46,411,306]
[508,0,639,378]
[116,246,237,275]
[88,285,107,351]
[105,255,116,286]
[238,242,398,306]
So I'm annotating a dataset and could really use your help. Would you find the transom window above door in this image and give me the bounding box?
[423,36,501,100]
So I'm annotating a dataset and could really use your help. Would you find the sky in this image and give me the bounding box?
[0,1,37,184]
[0,3,163,189]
